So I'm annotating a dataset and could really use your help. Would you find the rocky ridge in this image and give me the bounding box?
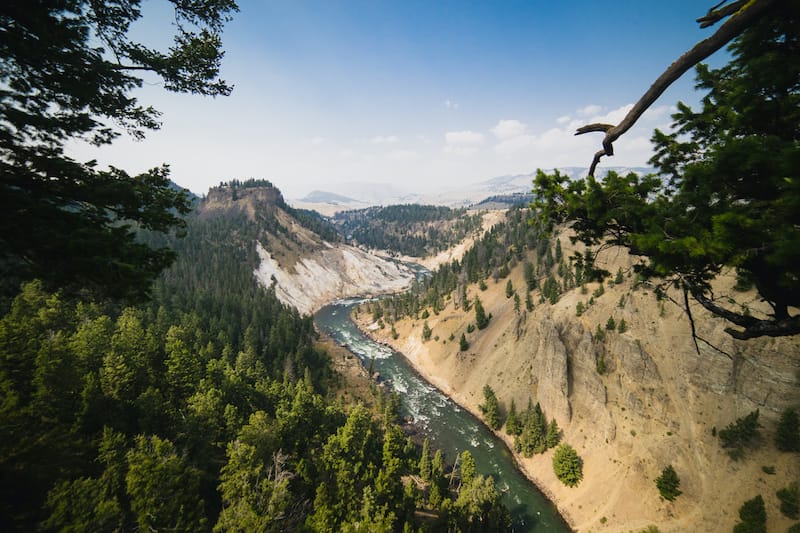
[197,184,416,314]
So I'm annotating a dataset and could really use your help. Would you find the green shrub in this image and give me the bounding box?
[422,321,432,341]
[459,333,469,352]
[777,482,799,519]
[733,495,766,533]
[552,444,582,487]
[776,408,800,452]
[655,464,682,501]
[719,410,760,459]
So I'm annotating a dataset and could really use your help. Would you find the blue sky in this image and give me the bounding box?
[70,1,728,198]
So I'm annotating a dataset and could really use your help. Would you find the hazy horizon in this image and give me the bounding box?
[66,1,721,199]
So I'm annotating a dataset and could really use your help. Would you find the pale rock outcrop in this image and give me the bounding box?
[531,318,571,424]
[254,242,414,315]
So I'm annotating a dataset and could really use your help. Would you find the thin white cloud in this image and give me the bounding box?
[589,103,633,125]
[444,130,484,155]
[556,115,571,125]
[642,105,673,120]
[310,136,325,146]
[491,119,527,140]
[387,149,419,161]
[445,130,484,146]
[578,104,603,116]
[494,134,537,155]
[444,99,460,110]
[370,135,399,144]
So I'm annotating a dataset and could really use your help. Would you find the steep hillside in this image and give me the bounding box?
[356,224,800,532]
[333,204,485,258]
[198,182,415,314]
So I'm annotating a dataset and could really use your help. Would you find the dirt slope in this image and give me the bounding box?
[356,232,800,532]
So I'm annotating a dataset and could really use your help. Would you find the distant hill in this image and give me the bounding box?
[300,190,360,204]
[471,192,536,209]
[332,204,485,257]
[289,167,654,210]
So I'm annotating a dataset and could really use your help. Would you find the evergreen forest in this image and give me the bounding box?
[334,205,484,257]
[0,201,511,532]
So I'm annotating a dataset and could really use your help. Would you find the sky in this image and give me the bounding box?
[69,1,730,199]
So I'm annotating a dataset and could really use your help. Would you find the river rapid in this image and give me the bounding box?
[315,299,569,532]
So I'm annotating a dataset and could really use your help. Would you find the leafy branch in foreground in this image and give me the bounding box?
[0,0,238,302]
[533,2,799,340]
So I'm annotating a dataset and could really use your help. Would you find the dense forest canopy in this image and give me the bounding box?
[533,1,799,340]
[334,204,484,257]
[0,203,512,531]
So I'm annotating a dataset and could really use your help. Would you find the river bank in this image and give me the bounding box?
[349,234,800,532]
[316,300,569,531]
[350,310,577,531]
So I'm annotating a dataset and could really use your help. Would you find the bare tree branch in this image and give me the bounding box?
[689,285,800,340]
[697,0,749,28]
[576,0,778,177]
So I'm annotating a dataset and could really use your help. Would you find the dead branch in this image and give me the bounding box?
[576,0,778,177]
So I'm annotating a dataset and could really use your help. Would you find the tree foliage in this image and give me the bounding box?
[776,408,800,452]
[0,0,239,302]
[655,464,682,501]
[734,495,766,533]
[474,297,490,330]
[479,385,501,430]
[334,204,483,257]
[552,444,582,488]
[505,399,522,436]
[777,482,800,520]
[719,410,760,456]
[532,2,800,340]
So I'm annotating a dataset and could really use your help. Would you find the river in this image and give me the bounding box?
[315,299,570,532]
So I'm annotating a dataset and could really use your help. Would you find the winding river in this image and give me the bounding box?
[315,299,569,532]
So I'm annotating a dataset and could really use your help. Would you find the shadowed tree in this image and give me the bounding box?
[0,0,238,301]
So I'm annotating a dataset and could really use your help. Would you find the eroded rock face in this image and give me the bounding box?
[253,243,415,315]
[560,320,616,442]
[531,318,571,424]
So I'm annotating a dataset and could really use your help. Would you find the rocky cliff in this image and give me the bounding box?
[358,231,800,532]
[197,183,416,314]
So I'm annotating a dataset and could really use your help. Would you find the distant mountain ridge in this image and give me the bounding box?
[300,190,362,204]
[288,167,654,212]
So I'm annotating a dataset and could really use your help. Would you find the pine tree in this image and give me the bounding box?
[459,333,469,352]
[525,291,534,312]
[546,419,560,448]
[474,297,490,330]
[479,385,501,430]
[655,464,682,501]
[505,399,521,436]
[552,444,582,488]
[419,438,431,481]
[505,279,514,298]
[775,408,800,452]
[422,321,432,341]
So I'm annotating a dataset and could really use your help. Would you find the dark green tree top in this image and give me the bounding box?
[0,0,238,301]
